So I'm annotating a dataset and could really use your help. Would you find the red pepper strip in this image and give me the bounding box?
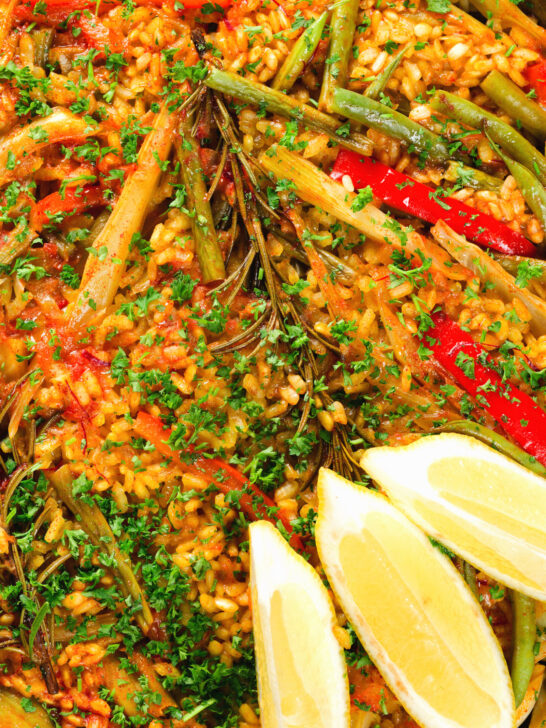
[526,59,546,107]
[134,412,304,551]
[176,0,231,8]
[31,184,106,231]
[425,312,546,466]
[331,149,536,257]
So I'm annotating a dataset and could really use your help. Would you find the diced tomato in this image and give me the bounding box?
[526,59,546,106]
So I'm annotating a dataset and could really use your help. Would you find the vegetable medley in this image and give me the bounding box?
[0,0,545,726]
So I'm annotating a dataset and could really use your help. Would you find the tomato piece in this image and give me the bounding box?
[526,60,546,106]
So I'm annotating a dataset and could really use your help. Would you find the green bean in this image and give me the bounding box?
[439,420,546,478]
[32,28,54,69]
[467,0,546,46]
[511,591,537,707]
[430,90,546,187]
[177,118,225,283]
[319,0,360,112]
[445,161,502,192]
[485,126,546,240]
[205,67,373,156]
[495,254,546,283]
[331,87,470,164]
[481,70,546,142]
[463,562,480,600]
[365,43,410,100]
[272,11,327,92]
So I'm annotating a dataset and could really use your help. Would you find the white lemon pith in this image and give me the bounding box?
[316,468,515,728]
[249,520,350,728]
[361,433,546,601]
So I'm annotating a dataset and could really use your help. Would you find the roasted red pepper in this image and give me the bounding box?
[31,184,106,231]
[425,312,546,466]
[526,59,546,107]
[331,150,536,257]
[135,412,304,551]
[15,0,116,23]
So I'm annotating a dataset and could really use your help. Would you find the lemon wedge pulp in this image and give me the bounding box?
[361,432,546,600]
[249,520,350,728]
[316,468,514,728]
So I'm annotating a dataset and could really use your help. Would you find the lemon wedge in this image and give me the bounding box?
[249,520,350,728]
[316,468,514,728]
[361,433,546,601]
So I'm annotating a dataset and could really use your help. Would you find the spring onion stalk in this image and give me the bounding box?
[32,28,55,68]
[0,688,53,728]
[259,145,467,278]
[481,70,546,142]
[511,591,537,707]
[272,11,328,92]
[331,87,470,164]
[467,0,546,46]
[68,103,176,326]
[205,66,373,156]
[438,420,546,478]
[48,466,153,633]
[432,221,546,336]
[485,130,546,244]
[177,120,226,283]
[463,562,480,599]
[0,108,92,187]
[365,43,410,100]
[319,0,360,112]
[430,90,546,187]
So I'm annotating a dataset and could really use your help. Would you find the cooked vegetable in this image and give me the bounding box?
[68,102,176,325]
[431,220,546,335]
[331,149,536,256]
[430,90,546,187]
[0,108,92,187]
[48,465,153,633]
[0,688,53,728]
[177,118,226,283]
[204,67,373,156]
[319,0,359,112]
[511,591,537,707]
[331,87,469,164]
[481,70,546,142]
[425,312,546,466]
[526,59,546,107]
[30,184,107,232]
[32,28,55,68]
[272,11,328,92]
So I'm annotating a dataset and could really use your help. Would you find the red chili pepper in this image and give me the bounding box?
[425,312,546,466]
[331,150,536,257]
[134,411,304,551]
[526,59,546,107]
[31,184,106,231]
